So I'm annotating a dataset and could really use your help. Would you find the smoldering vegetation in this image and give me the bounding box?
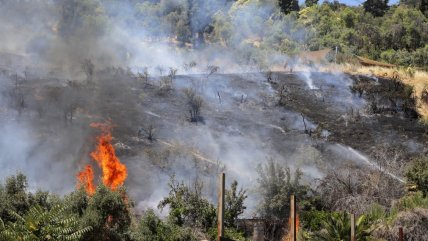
[0,0,427,223]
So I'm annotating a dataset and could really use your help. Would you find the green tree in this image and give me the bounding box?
[77,185,133,241]
[278,0,300,14]
[0,173,32,223]
[158,176,216,232]
[363,0,389,17]
[256,159,310,219]
[0,204,91,241]
[406,155,428,197]
[305,0,318,7]
[225,180,247,227]
[400,0,428,17]
[58,0,108,38]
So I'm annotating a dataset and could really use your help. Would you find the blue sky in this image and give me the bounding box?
[301,0,400,6]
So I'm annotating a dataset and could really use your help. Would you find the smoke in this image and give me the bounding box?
[0,0,420,219]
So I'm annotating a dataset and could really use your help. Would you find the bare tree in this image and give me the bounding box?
[138,124,156,142]
[206,65,219,78]
[168,67,178,86]
[184,88,204,122]
[155,66,164,76]
[159,76,173,94]
[277,83,289,106]
[137,67,150,85]
[81,59,94,83]
[183,61,197,72]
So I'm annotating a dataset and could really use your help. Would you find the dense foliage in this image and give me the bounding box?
[0,173,248,240]
[1,153,428,240]
[3,0,426,68]
[103,0,428,68]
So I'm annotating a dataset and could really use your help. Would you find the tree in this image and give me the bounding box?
[305,0,318,7]
[77,185,133,241]
[157,176,247,240]
[3,174,29,214]
[363,0,389,17]
[256,159,309,219]
[422,0,428,17]
[400,0,428,17]
[0,204,92,241]
[406,155,428,197]
[184,88,204,123]
[278,0,300,14]
[81,59,95,83]
[58,0,107,38]
[225,180,247,227]
[158,176,216,232]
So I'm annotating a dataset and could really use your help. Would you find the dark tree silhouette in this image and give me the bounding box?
[278,0,300,14]
[363,0,389,17]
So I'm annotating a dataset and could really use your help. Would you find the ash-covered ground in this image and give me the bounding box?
[0,69,427,216]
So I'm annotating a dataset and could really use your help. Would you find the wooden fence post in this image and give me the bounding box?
[399,227,403,241]
[218,173,225,241]
[290,195,296,241]
[350,213,355,241]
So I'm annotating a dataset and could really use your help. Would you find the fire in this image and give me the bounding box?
[76,121,127,195]
[283,214,300,241]
[90,122,127,190]
[77,165,96,195]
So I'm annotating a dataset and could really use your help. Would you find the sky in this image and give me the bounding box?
[305,0,400,6]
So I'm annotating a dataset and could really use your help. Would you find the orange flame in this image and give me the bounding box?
[90,121,127,190]
[76,121,127,195]
[77,165,96,195]
[283,214,300,241]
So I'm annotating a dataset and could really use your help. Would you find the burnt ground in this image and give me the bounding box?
[269,72,428,157]
[0,69,427,211]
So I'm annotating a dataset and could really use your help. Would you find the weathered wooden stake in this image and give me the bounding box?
[350,213,355,241]
[398,227,403,241]
[217,173,225,241]
[290,194,297,241]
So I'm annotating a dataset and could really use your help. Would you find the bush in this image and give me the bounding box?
[133,209,196,241]
[406,155,428,197]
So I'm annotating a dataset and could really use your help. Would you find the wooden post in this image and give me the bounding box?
[350,213,355,241]
[217,173,225,241]
[399,227,403,241]
[290,195,296,241]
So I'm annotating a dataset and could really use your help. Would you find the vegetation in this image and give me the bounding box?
[0,0,427,240]
[0,173,249,241]
[9,0,423,68]
[256,159,310,219]
[309,212,373,241]
[119,0,428,68]
[406,155,428,197]
[1,154,428,240]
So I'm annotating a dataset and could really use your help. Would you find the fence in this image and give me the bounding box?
[216,173,406,241]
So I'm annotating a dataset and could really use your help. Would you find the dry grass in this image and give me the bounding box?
[319,64,428,121]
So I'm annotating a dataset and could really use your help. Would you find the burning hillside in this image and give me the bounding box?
[0,0,427,240]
